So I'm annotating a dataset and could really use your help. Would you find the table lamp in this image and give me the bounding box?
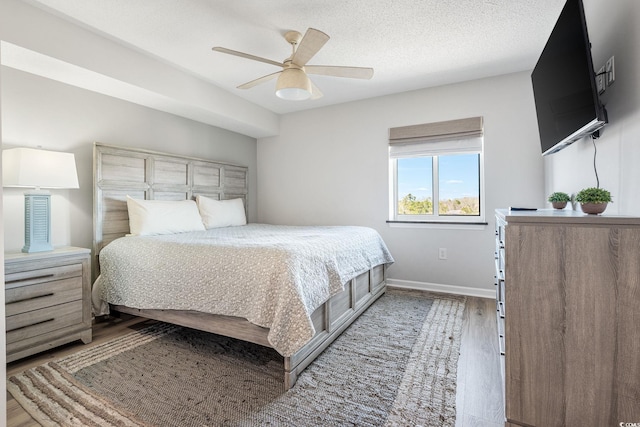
[2,147,79,253]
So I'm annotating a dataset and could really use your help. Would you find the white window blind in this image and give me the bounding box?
[389,116,483,158]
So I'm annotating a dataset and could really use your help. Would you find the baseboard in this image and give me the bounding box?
[387,278,495,299]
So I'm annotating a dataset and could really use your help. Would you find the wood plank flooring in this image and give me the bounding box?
[6,296,503,426]
[455,297,505,427]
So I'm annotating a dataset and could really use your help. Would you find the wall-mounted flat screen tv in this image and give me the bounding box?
[531,0,607,156]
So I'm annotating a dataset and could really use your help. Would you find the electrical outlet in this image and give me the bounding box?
[606,56,615,86]
[596,66,606,94]
[438,248,447,260]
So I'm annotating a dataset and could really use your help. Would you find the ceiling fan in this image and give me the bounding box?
[212,28,374,101]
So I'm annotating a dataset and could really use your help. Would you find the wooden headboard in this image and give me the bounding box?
[93,143,248,276]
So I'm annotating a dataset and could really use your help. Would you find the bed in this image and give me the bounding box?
[92,143,393,389]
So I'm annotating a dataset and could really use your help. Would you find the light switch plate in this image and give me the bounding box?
[606,56,615,86]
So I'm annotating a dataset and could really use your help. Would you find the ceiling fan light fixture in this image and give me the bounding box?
[275,68,312,101]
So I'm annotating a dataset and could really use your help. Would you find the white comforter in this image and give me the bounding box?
[93,224,394,356]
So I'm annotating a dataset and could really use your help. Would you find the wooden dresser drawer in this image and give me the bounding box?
[5,276,83,316]
[6,300,84,344]
[5,263,82,287]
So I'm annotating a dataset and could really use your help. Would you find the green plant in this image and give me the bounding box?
[575,187,612,204]
[547,192,571,203]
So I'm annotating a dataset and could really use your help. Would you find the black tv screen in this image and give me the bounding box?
[531,0,607,156]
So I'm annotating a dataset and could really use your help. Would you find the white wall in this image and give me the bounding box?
[258,71,544,292]
[545,0,640,214]
[1,66,257,252]
[0,43,7,422]
[0,0,278,138]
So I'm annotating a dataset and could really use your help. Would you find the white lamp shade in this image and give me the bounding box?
[275,68,312,101]
[2,147,79,189]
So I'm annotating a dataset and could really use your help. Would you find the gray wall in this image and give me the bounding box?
[0,0,277,138]
[545,0,640,214]
[257,71,545,293]
[0,43,6,415]
[1,67,257,252]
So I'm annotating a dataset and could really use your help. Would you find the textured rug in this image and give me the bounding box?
[8,289,465,427]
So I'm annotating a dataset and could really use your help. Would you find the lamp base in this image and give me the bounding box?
[22,191,53,253]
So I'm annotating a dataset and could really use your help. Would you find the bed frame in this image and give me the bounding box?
[93,143,388,389]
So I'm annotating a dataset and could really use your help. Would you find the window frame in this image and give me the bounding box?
[389,150,485,224]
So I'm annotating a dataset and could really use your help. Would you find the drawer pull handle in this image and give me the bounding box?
[7,293,55,305]
[5,274,55,285]
[7,318,55,333]
[498,301,505,318]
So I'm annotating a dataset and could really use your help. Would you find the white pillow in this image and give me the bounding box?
[126,196,205,236]
[196,195,247,229]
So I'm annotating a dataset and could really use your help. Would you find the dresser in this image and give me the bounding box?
[495,209,640,427]
[5,246,92,362]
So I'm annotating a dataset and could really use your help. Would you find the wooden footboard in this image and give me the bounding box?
[111,263,387,390]
[284,263,387,389]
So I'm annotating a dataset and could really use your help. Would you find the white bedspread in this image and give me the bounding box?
[93,224,394,356]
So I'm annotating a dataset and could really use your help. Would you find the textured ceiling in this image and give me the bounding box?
[24,0,565,115]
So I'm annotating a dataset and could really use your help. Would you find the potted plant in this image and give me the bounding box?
[547,192,571,209]
[575,187,612,215]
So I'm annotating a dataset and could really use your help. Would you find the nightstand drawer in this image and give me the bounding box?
[6,300,83,344]
[5,277,83,316]
[5,263,83,288]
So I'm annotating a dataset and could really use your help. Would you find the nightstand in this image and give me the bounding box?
[5,246,92,362]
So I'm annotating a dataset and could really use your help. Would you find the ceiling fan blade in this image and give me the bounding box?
[237,71,281,89]
[306,65,374,80]
[212,47,282,68]
[291,28,329,67]
[310,80,324,100]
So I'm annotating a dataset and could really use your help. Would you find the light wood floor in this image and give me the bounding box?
[6,296,504,427]
[455,297,505,427]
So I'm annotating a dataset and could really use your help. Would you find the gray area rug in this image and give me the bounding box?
[8,289,465,427]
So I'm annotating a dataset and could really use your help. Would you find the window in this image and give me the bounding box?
[389,117,484,224]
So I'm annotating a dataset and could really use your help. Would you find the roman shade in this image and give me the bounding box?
[389,116,483,158]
